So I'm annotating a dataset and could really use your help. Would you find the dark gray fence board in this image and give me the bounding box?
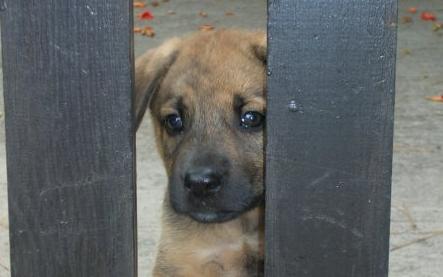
[1,1,136,276]
[265,0,397,276]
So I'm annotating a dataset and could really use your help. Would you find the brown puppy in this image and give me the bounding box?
[135,29,266,277]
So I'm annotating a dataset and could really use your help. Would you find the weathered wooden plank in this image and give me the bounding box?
[1,1,136,276]
[265,0,397,276]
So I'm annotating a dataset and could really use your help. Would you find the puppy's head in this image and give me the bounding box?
[136,30,266,223]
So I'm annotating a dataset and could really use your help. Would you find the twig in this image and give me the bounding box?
[0,261,9,272]
[419,229,443,235]
[391,230,443,252]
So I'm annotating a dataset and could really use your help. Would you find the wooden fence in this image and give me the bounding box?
[1,1,136,276]
[265,1,397,276]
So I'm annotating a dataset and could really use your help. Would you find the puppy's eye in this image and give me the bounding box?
[164,114,184,134]
[240,111,265,129]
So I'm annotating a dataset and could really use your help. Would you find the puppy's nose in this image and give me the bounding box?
[184,167,221,196]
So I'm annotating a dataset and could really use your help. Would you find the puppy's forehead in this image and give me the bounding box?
[164,77,265,112]
[154,31,266,113]
[186,53,261,89]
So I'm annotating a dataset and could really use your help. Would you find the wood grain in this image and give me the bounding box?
[1,1,136,276]
[265,0,397,276]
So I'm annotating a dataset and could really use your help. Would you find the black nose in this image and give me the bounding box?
[184,167,222,196]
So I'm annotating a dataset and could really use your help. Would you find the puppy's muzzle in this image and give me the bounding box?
[184,167,222,196]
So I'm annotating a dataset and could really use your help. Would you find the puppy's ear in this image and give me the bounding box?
[135,38,181,130]
[249,31,267,64]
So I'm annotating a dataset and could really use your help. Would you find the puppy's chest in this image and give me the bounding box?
[191,235,263,277]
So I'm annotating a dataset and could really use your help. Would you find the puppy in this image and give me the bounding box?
[135,29,266,277]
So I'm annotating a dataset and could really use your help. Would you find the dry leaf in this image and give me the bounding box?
[133,1,145,8]
[401,16,413,24]
[138,10,154,20]
[134,27,143,33]
[199,24,215,32]
[151,1,160,7]
[167,10,176,15]
[400,48,412,56]
[199,11,208,18]
[426,95,443,103]
[225,11,235,16]
[141,26,155,37]
[421,11,437,21]
[432,22,443,32]
[407,7,417,14]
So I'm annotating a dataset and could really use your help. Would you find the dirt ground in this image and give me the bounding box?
[0,0,442,276]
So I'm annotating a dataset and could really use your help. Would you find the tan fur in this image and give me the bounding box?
[154,207,264,277]
[135,29,267,277]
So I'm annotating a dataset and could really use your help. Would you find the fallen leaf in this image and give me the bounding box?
[426,95,443,103]
[134,27,143,33]
[432,22,443,32]
[421,11,437,21]
[199,11,208,18]
[133,1,145,8]
[138,10,154,20]
[141,26,155,37]
[225,11,235,16]
[167,10,176,15]
[400,48,412,56]
[151,0,160,7]
[401,16,413,24]
[199,24,215,32]
[408,7,417,14]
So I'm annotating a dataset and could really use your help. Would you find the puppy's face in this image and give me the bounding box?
[136,30,266,223]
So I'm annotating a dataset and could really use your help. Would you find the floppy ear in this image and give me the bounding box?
[249,31,267,64]
[134,38,181,130]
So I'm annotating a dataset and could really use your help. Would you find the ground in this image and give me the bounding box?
[0,0,442,276]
